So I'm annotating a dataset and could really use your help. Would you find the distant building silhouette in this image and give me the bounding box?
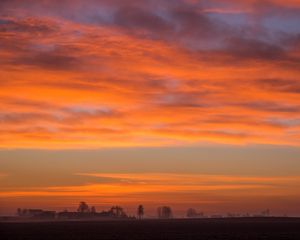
[261,209,271,217]
[157,206,173,219]
[17,208,56,219]
[186,208,204,218]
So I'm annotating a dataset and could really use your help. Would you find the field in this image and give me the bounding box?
[1,218,300,240]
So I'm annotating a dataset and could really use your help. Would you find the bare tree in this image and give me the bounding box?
[77,202,90,213]
[157,206,173,219]
[137,205,144,219]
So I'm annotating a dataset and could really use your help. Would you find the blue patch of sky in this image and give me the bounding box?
[207,12,249,27]
[263,16,300,34]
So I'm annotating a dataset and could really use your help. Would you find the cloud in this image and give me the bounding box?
[0,0,300,148]
[237,101,300,113]
[12,51,80,71]
[0,17,59,33]
[224,37,286,61]
[255,79,300,94]
[0,18,83,71]
[113,6,173,37]
[154,91,211,108]
[0,112,54,124]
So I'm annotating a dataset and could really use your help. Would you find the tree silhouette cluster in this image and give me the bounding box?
[157,206,173,219]
[77,202,97,214]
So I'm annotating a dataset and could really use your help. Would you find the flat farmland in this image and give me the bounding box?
[1,218,300,240]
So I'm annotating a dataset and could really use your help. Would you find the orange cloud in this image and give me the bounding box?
[0,1,300,149]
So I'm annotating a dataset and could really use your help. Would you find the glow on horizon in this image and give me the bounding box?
[1,172,300,216]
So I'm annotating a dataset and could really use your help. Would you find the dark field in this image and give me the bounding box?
[1,218,300,240]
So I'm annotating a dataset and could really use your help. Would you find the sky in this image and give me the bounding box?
[0,0,300,217]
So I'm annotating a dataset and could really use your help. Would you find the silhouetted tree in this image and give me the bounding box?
[157,206,173,219]
[17,208,22,216]
[137,205,144,219]
[91,206,96,213]
[109,206,127,218]
[186,208,197,218]
[77,202,90,213]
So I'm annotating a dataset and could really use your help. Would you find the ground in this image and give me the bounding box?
[1,218,300,240]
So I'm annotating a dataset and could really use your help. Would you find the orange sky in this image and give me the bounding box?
[1,169,300,216]
[0,0,300,216]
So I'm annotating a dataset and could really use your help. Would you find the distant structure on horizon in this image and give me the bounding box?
[186,208,205,218]
[17,208,56,219]
[137,205,144,220]
[157,206,173,219]
[9,204,277,221]
[16,202,132,220]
